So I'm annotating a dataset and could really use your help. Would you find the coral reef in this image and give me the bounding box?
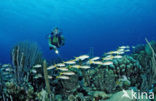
[82,55,142,93]
[0,40,156,101]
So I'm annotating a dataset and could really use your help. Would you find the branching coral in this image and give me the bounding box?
[11,41,42,85]
[43,60,53,101]
[0,41,44,100]
[145,38,156,79]
[131,39,156,91]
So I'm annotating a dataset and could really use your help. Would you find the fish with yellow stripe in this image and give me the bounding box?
[74,55,89,61]
[71,65,90,69]
[63,60,76,65]
[59,72,75,76]
[47,63,66,70]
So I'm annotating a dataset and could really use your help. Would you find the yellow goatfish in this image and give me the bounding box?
[91,61,103,65]
[60,72,75,76]
[102,55,114,60]
[86,60,93,64]
[79,66,90,69]
[113,55,122,59]
[105,51,120,55]
[64,60,76,65]
[118,46,130,49]
[117,48,125,52]
[33,64,42,68]
[116,51,124,55]
[72,65,81,68]
[5,68,13,72]
[31,69,37,74]
[56,63,65,67]
[103,61,113,66]
[48,75,53,79]
[75,55,89,61]
[124,49,130,52]
[2,64,10,68]
[56,76,70,79]
[56,67,69,71]
[90,57,100,61]
[47,65,56,70]
[72,65,90,69]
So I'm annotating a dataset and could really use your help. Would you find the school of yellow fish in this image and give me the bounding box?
[31,45,130,80]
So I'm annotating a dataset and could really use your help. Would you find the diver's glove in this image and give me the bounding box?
[49,44,59,54]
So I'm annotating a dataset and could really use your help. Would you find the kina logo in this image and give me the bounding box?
[121,89,154,100]
[122,89,131,99]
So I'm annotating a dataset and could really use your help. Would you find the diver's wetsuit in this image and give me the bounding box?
[49,33,64,50]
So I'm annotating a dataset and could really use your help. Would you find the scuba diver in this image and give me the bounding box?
[48,27,65,54]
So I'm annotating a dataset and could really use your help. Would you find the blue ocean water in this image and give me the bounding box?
[0,0,156,63]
